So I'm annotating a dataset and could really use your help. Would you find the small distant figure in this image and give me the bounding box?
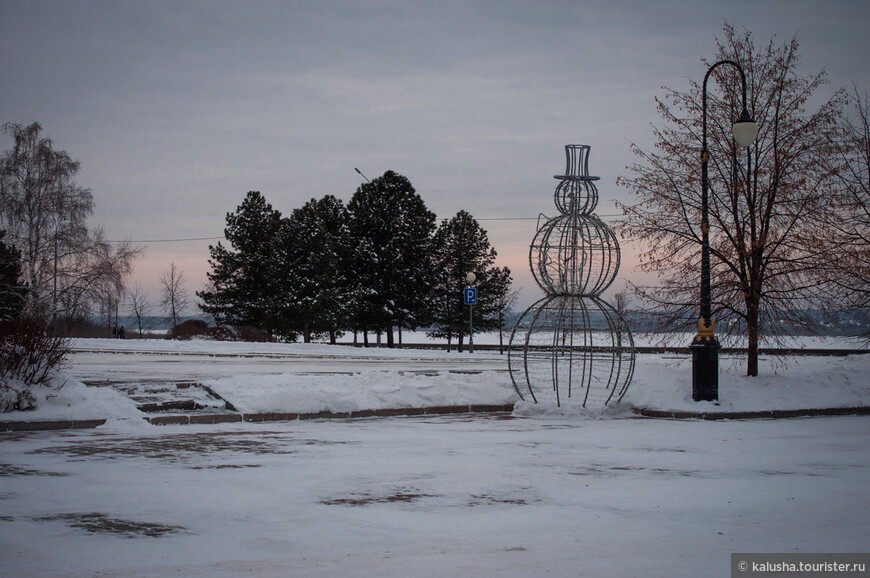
[112,325,118,338]
[119,326,126,339]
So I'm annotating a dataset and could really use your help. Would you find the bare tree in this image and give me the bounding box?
[614,287,633,319]
[615,26,847,376]
[497,287,520,355]
[52,226,138,335]
[127,283,152,337]
[0,122,139,323]
[819,85,870,337]
[160,262,189,329]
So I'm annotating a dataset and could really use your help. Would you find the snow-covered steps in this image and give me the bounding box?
[144,403,516,425]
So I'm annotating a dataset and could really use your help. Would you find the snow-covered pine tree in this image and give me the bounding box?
[198,191,289,337]
[347,171,437,347]
[429,211,512,351]
[280,195,352,343]
[0,230,26,321]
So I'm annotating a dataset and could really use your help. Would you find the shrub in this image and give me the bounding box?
[207,324,235,342]
[232,325,275,343]
[167,319,211,340]
[0,319,70,412]
[165,320,276,343]
[209,325,275,343]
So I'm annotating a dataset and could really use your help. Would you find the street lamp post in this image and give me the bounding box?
[354,167,371,183]
[466,272,476,354]
[692,59,759,402]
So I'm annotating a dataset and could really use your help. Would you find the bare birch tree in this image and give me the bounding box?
[127,283,152,337]
[0,122,139,324]
[160,262,189,329]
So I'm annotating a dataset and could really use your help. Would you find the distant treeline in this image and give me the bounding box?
[92,308,870,340]
[625,309,870,337]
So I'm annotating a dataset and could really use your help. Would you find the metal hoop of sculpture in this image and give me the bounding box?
[508,145,635,408]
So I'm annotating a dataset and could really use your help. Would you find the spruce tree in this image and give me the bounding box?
[198,191,287,336]
[281,195,352,343]
[0,230,26,320]
[429,211,512,351]
[347,171,436,347]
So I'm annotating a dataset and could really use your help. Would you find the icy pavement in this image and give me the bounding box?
[2,414,868,576]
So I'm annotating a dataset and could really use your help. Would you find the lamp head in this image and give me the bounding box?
[732,108,759,148]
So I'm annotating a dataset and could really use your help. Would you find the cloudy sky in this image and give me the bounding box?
[2,0,868,311]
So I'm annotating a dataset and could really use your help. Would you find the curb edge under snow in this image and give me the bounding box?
[0,404,517,431]
[7,404,870,431]
[632,406,870,420]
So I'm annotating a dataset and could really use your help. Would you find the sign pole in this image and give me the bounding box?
[464,273,477,354]
[468,300,474,354]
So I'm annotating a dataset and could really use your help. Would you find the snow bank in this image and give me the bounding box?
[206,370,518,415]
[0,377,142,422]
[626,353,870,411]
[3,337,869,425]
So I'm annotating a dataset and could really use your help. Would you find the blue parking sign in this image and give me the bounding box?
[463,287,477,305]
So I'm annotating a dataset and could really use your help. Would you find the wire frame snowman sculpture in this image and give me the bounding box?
[508,145,635,408]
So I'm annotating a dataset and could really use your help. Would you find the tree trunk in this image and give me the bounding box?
[26,229,41,317]
[303,322,311,343]
[746,304,760,377]
[27,261,39,317]
[499,319,505,355]
[386,325,395,348]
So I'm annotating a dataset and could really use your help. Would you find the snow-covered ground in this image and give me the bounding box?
[3,334,867,423]
[1,335,869,576]
[2,414,869,576]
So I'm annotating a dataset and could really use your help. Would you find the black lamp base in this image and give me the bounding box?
[691,338,720,401]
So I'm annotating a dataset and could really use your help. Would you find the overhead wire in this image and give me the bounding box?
[111,214,623,243]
